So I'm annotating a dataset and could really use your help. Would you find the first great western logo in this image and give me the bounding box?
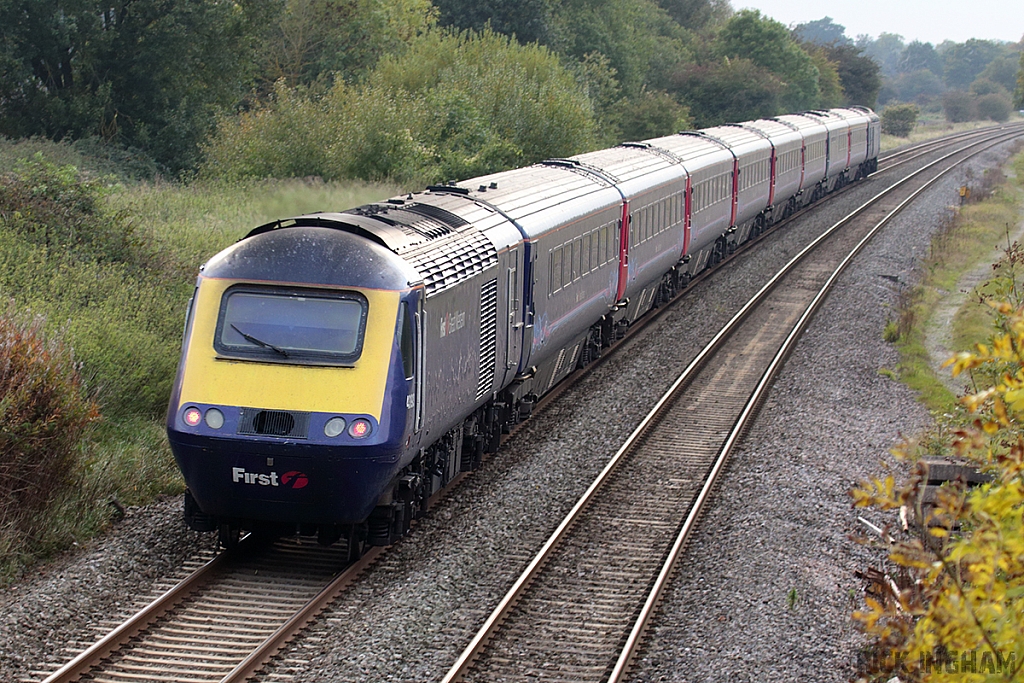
[232,467,309,489]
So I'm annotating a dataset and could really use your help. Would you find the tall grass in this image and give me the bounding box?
[884,147,1024,411]
[1,149,396,582]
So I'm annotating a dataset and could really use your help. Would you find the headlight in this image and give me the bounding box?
[205,408,225,429]
[324,417,347,437]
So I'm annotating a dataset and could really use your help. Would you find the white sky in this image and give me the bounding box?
[734,0,1024,45]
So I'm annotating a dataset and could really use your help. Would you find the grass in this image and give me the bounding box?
[885,147,1024,413]
[879,114,1023,153]
[110,177,399,266]
[1,143,398,583]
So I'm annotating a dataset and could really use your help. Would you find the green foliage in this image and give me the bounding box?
[670,58,782,127]
[432,0,554,44]
[1016,51,1024,109]
[715,10,821,111]
[858,32,906,78]
[899,41,943,77]
[0,0,270,174]
[853,157,1024,679]
[0,156,180,417]
[806,46,844,108]
[881,104,919,137]
[549,0,694,99]
[0,154,142,265]
[943,90,975,123]
[204,29,597,185]
[853,302,1024,681]
[615,89,692,141]
[976,92,1013,122]
[821,43,882,107]
[655,0,730,31]
[977,54,1022,95]
[256,0,436,87]
[892,69,945,104]
[0,306,100,571]
[793,16,851,47]
[942,39,1010,91]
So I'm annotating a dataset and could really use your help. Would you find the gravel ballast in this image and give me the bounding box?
[1,139,1019,683]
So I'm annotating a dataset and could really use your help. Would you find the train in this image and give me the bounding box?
[167,107,881,551]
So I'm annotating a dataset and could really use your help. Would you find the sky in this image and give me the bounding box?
[735,0,1024,45]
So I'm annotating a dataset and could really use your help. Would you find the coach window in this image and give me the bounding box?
[550,247,563,294]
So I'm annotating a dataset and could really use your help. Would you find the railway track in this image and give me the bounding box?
[37,539,382,683]
[438,127,1024,683]
[32,125,1022,683]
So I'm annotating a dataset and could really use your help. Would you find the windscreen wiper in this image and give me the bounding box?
[230,324,289,358]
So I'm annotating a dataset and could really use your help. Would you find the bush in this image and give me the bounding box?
[853,299,1024,680]
[976,92,1013,122]
[0,155,144,267]
[0,307,99,527]
[203,28,598,185]
[0,156,183,417]
[943,90,975,123]
[881,103,918,137]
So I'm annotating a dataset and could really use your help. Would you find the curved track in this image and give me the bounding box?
[34,124,1023,683]
[438,127,1024,683]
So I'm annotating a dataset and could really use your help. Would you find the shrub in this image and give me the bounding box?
[203,28,598,185]
[0,155,144,267]
[976,92,1012,122]
[0,307,99,527]
[852,299,1024,680]
[881,103,918,137]
[0,156,182,418]
[943,90,975,123]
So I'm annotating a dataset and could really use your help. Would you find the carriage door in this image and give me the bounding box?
[401,296,424,436]
[504,247,524,384]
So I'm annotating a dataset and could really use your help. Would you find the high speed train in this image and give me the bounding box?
[167,107,880,550]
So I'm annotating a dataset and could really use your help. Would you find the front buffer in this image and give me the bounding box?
[168,408,403,530]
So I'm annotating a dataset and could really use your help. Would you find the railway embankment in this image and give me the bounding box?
[2,137,1022,683]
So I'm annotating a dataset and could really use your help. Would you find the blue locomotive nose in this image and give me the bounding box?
[169,430,402,525]
[167,226,423,531]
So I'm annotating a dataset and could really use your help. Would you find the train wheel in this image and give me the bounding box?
[344,525,365,562]
[218,523,240,550]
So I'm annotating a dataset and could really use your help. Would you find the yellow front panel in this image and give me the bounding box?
[177,277,399,420]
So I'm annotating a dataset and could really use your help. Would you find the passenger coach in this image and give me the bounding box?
[168,108,882,548]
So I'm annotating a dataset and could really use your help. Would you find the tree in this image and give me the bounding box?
[204,29,598,184]
[892,69,944,104]
[942,90,974,122]
[976,92,1012,121]
[793,17,851,47]
[898,40,942,76]
[977,53,1021,94]
[880,103,917,136]
[716,10,821,111]
[257,0,436,88]
[858,32,905,77]
[669,58,782,127]
[431,0,553,45]
[548,0,693,99]
[0,0,270,173]
[942,38,1006,90]
[654,0,730,30]
[1015,50,1024,108]
[805,46,844,107]
[821,44,881,107]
